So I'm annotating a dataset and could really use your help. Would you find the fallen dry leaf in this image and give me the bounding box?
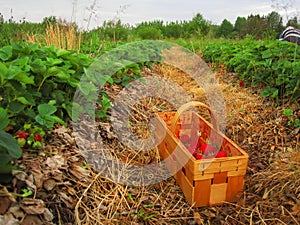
[0,186,16,202]
[0,197,11,214]
[45,155,67,171]
[69,165,90,181]
[7,206,25,220]
[30,167,44,189]
[292,200,300,216]
[12,171,27,182]
[58,192,76,209]
[21,215,43,225]
[53,126,75,145]
[42,208,54,222]
[20,198,45,215]
[25,179,36,192]
[0,214,19,225]
[43,179,57,191]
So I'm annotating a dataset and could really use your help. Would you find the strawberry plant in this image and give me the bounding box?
[202,39,300,103]
[0,43,94,128]
[15,123,46,150]
[112,63,142,87]
[0,107,22,182]
[283,108,300,128]
[0,43,93,181]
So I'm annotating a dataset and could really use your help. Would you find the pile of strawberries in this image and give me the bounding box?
[179,134,227,160]
[15,131,43,150]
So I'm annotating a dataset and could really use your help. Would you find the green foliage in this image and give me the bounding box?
[0,14,44,47]
[0,128,22,179]
[137,27,162,40]
[189,13,211,38]
[112,63,141,87]
[234,17,248,39]
[104,20,131,41]
[75,40,172,121]
[218,19,234,38]
[0,130,22,159]
[35,102,66,128]
[202,39,300,103]
[283,109,300,128]
[0,42,93,129]
[0,107,22,179]
[0,42,93,179]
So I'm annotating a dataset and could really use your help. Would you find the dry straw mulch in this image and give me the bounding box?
[1,62,299,225]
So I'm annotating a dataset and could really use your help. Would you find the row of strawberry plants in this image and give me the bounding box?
[202,39,300,103]
[0,43,95,181]
[0,40,172,181]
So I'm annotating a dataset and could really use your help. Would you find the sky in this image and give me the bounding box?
[1,0,300,30]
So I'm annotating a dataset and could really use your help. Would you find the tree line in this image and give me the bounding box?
[97,11,299,41]
[0,10,299,45]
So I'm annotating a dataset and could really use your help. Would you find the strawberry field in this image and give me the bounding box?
[202,38,300,103]
[0,20,300,224]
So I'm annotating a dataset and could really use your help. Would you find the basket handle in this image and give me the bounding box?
[170,101,219,133]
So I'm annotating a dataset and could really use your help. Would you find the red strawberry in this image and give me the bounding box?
[238,80,245,88]
[199,143,207,154]
[200,143,216,154]
[16,131,28,140]
[216,151,227,158]
[193,150,203,160]
[195,154,203,160]
[34,134,43,142]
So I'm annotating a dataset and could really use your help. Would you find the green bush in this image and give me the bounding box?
[137,27,162,40]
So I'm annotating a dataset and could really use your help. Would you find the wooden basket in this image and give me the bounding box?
[155,101,249,207]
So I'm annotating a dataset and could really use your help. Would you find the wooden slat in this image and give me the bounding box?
[226,176,245,202]
[193,179,212,207]
[188,157,248,174]
[175,170,194,205]
[210,183,227,205]
[228,169,248,177]
[160,151,181,175]
[213,172,228,184]
[184,165,214,183]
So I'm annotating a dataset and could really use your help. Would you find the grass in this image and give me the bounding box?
[26,21,82,52]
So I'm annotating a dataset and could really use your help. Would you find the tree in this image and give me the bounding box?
[134,20,164,39]
[287,16,300,28]
[267,11,283,32]
[234,17,247,39]
[100,19,131,41]
[218,19,234,38]
[136,27,162,40]
[42,16,58,27]
[164,21,184,38]
[246,14,267,39]
[188,13,210,38]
